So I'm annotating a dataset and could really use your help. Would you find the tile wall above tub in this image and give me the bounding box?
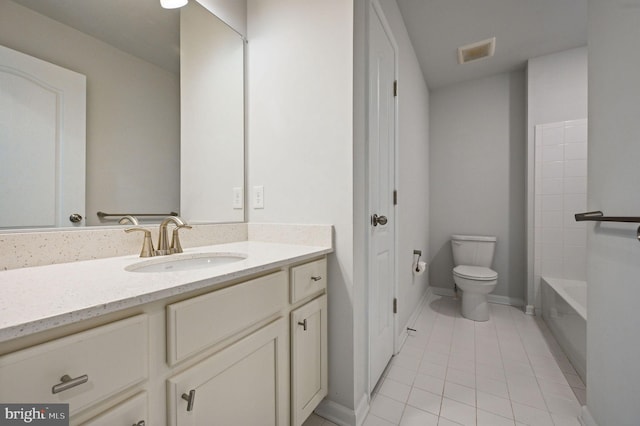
[534,119,588,296]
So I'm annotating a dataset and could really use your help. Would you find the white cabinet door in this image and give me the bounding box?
[167,319,289,426]
[291,295,328,426]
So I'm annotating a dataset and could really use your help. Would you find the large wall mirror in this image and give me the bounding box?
[0,0,245,229]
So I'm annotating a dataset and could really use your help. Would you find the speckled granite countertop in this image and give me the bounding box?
[0,241,332,343]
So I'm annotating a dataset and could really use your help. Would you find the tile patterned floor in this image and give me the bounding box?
[303,413,340,426]
[306,295,586,426]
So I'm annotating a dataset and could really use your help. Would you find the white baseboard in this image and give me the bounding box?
[430,286,456,297]
[487,294,524,307]
[354,394,369,426]
[315,394,369,426]
[525,304,536,315]
[429,286,523,307]
[578,405,598,426]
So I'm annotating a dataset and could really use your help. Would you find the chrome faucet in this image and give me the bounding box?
[156,216,192,256]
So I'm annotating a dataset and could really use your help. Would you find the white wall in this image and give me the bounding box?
[246,0,357,417]
[375,1,430,346]
[181,1,245,223]
[197,0,247,36]
[526,47,588,308]
[353,0,368,416]
[247,1,429,423]
[527,47,588,128]
[584,1,640,424]
[0,1,180,225]
[429,71,526,305]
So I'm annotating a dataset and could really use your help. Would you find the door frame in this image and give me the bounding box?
[365,0,400,396]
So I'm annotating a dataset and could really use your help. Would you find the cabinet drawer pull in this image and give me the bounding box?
[51,374,89,394]
[311,276,322,282]
[182,389,196,412]
[132,422,145,426]
[298,319,308,331]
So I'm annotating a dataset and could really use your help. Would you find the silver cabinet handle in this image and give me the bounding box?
[182,389,196,412]
[298,319,308,331]
[51,374,88,394]
[132,422,145,426]
[311,276,322,282]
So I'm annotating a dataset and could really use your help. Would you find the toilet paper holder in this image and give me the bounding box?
[413,250,422,272]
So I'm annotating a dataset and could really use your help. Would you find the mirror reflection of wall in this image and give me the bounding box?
[0,0,245,229]
[180,1,244,223]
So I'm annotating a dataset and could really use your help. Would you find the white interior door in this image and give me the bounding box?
[368,2,396,394]
[0,44,86,228]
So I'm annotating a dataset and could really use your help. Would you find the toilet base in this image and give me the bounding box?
[461,292,490,321]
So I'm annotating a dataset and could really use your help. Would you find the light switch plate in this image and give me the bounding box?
[253,185,264,209]
[233,187,243,209]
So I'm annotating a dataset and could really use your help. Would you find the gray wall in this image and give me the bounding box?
[585,1,640,424]
[429,71,526,304]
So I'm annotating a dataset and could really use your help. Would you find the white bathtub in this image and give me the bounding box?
[541,277,587,383]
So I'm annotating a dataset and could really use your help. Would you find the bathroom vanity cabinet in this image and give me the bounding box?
[0,253,328,426]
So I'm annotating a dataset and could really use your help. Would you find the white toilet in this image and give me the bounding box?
[451,235,498,321]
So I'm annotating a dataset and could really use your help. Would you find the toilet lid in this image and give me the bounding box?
[454,265,498,281]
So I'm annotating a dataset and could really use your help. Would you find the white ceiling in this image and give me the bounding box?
[12,0,587,87]
[396,0,588,89]
[12,0,180,74]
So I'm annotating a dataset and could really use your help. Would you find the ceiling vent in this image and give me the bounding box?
[457,37,496,64]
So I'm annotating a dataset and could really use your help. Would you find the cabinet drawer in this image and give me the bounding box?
[290,258,327,303]
[0,315,148,417]
[83,392,147,426]
[166,271,287,365]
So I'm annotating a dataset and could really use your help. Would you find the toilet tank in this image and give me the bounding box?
[451,235,496,267]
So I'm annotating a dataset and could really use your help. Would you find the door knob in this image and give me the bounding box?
[371,214,388,227]
[69,213,83,223]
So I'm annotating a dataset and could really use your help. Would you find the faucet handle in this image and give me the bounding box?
[125,227,156,258]
[170,225,192,254]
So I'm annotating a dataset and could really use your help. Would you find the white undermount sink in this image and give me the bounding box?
[125,252,247,273]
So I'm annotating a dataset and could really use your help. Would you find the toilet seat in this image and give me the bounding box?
[453,265,497,281]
